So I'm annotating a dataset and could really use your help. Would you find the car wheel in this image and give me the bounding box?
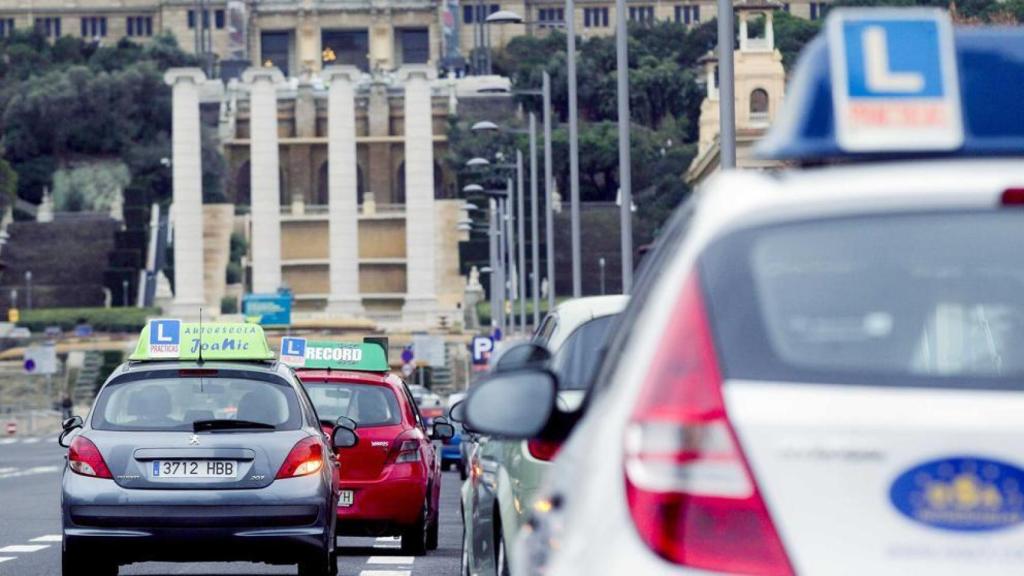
[496,531,511,576]
[297,544,336,576]
[400,501,429,556]
[63,547,117,576]
[460,528,472,576]
[426,506,440,551]
[459,461,468,481]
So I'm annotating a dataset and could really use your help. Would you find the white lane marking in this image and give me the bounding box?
[367,556,414,565]
[0,439,16,445]
[30,535,62,543]
[0,466,61,480]
[0,545,48,553]
[375,537,400,542]
[21,438,40,444]
[358,572,411,576]
[0,558,13,564]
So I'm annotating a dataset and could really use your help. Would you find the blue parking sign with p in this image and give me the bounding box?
[828,9,962,152]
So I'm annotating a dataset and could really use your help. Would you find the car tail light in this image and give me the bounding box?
[527,438,561,461]
[276,437,324,479]
[68,436,113,479]
[390,430,421,463]
[623,273,794,576]
[1002,188,1024,206]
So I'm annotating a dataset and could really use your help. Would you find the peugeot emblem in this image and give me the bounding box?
[189,434,200,446]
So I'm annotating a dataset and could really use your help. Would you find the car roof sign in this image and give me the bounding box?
[130,320,275,361]
[280,338,390,373]
[828,9,962,152]
[758,13,1024,162]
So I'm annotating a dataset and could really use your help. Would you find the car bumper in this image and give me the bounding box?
[441,446,462,462]
[62,472,332,565]
[337,468,428,533]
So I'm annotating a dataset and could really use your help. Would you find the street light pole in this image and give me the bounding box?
[516,150,527,333]
[529,113,540,327]
[496,197,507,333]
[24,271,32,310]
[615,0,634,294]
[718,0,737,168]
[566,0,582,298]
[488,198,499,332]
[505,177,516,336]
[543,72,556,312]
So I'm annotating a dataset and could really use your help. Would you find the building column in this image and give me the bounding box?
[242,67,285,294]
[324,66,365,316]
[163,68,207,317]
[400,66,439,325]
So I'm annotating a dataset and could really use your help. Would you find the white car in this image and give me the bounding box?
[463,11,1024,576]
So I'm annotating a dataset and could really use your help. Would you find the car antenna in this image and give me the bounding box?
[197,308,205,366]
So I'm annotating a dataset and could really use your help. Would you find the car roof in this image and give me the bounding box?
[690,158,1024,250]
[293,369,394,386]
[546,295,630,352]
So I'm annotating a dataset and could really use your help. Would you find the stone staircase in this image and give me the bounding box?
[72,351,104,404]
[0,216,120,308]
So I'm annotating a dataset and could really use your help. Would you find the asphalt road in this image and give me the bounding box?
[0,436,463,576]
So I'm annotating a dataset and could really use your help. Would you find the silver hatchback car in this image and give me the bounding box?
[59,321,355,576]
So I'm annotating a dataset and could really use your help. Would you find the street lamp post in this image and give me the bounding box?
[615,0,634,294]
[24,271,32,310]
[488,198,500,334]
[543,72,556,312]
[516,150,527,333]
[718,0,737,168]
[566,0,582,298]
[529,113,541,326]
[599,257,606,295]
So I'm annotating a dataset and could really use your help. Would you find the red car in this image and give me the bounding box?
[283,339,453,555]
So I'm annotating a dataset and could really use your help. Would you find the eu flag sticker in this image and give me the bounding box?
[890,456,1024,532]
[828,9,963,152]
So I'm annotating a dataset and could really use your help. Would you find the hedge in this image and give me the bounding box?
[17,307,160,333]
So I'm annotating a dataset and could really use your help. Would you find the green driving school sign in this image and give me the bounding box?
[279,338,389,372]
[130,320,275,361]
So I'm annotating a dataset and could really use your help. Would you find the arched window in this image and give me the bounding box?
[750,88,769,121]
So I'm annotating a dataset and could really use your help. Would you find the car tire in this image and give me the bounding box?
[63,547,117,576]
[400,502,429,556]
[458,461,468,481]
[496,530,511,576]
[426,507,440,551]
[297,544,336,576]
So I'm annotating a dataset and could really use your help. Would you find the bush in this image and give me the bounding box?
[220,296,238,314]
[226,261,242,284]
[17,307,160,333]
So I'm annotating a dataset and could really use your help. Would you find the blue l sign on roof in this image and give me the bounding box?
[148,319,181,358]
[828,9,963,152]
[280,337,307,367]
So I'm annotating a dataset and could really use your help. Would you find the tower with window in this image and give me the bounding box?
[688,1,787,182]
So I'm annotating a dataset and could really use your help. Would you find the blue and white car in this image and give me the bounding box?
[464,10,1024,576]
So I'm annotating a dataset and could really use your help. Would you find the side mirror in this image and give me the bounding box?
[331,421,359,449]
[431,417,455,441]
[335,416,358,430]
[465,369,557,438]
[58,415,83,448]
[448,401,466,423]
[493,342,552,373]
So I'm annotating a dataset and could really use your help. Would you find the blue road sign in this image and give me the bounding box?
[401,346,414,364]
[242,293,293,326]
[828,10,962,152]
[471,336,494,365]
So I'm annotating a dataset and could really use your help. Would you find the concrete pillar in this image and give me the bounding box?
[324,66,365,317]
[400,66,438,325]
[242,67,285,294]
[164,68,207,316]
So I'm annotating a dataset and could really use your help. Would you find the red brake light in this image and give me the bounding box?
[624,273,794,576]
[1002,188,1024,206]
[68,436,113,479]
[527,438,561,461]
[276,437,324,479]
[389,430,422,464]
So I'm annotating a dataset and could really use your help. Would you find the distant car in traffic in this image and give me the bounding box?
[284,339,454,556]
[59,321,349,576]
[465,12,1024,576]
[458,296,626,576]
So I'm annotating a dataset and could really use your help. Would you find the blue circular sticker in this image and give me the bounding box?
[890,456,1024,532]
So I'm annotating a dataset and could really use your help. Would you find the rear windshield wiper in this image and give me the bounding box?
[192,419,276,432]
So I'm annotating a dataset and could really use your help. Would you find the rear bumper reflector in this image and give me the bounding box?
[69,505,320,528]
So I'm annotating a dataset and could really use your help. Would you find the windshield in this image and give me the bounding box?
[92,376,301,431]
[305,383,401,427]
[550,314,618,390]
[703,211,1024,387]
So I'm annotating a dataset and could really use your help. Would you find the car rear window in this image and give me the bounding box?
[702,211,1024,389]
[550,314,618,390]
[93,375,302,431]
[305,383,401,427]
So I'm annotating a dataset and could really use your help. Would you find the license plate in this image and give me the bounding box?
[339,490,354,507]
[152,460,236,478]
